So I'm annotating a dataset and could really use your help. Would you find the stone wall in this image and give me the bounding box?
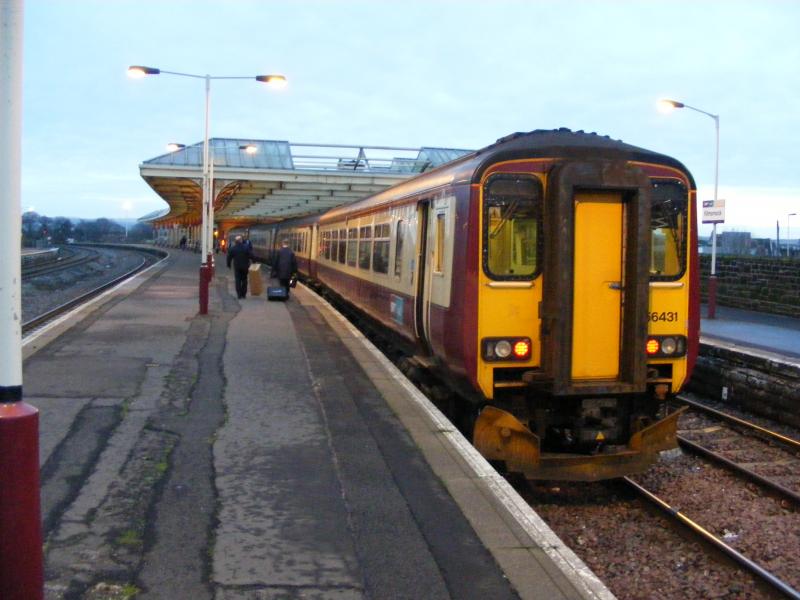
[700,255,800,317]
[687,342,800,429]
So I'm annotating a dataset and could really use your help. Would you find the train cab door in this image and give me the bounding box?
[413,200,433,354]
[541,162,650,395]
[571,192,624,379]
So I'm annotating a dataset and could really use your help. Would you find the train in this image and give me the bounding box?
[226,128,699,481]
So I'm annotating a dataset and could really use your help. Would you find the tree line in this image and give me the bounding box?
[22,212,154,246]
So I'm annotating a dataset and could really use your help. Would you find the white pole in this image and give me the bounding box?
[0,0,24,399]
[209,158,215,262]
[201,75,211,263]
[710,115,720,277]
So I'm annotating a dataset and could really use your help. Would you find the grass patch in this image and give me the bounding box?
[115,529,142,548]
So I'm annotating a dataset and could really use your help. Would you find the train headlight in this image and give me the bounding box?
[495,340,512,358]
[482,337,532,361]
[645,335,687,358]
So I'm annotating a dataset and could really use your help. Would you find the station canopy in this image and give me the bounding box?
[139,138,471,226]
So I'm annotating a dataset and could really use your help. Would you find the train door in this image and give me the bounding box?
[413,200,431,353]
[309,224,318,278]
[415,197,452,355]
[571,192,624,379]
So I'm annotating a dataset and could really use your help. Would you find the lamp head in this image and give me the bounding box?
[239,144,258,155]
[166,143,186,152]
[128,65,161,78]
[255,74,287,88]
[657,98,685,113]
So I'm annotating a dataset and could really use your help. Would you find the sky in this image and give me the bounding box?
[20,0,800,238]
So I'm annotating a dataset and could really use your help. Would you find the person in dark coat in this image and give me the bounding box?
[273,239,297,297]
[226,235,253,299]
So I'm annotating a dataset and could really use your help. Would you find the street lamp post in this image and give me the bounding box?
[658,98,720,319]
[789,213,797,257]
[1,1,45,598]
[128,66,286,314]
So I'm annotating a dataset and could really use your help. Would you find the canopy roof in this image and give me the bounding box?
[139,138,471,226]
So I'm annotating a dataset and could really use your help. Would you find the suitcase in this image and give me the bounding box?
[267,286,288,301]
[248,264,264,296]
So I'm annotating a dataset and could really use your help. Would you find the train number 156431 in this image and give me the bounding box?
[649,311,678,322]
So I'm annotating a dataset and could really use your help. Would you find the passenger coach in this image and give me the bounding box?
[269,129,698,481]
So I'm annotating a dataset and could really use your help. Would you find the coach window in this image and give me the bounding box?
[347,227,358,266]
[650,180,688,280]
[372,223,390,274]
[358,225,372,269]
[324,230,332,260]
[483,174,542,280]
[394,220,404,277]
[332,230,340,262]
[434,213,446,273]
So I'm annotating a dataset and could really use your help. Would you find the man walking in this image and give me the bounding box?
[273,239,298,297]
[227,235,253,299]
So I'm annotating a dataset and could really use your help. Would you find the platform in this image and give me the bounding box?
[701,305,800,360]
[23,250,610,600]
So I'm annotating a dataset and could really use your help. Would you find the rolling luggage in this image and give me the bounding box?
[248,264,264,296]
[267,286,288,301]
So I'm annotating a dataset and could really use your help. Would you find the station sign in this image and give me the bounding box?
[702,199,725,224]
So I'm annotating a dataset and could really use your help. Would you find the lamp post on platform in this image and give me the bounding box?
[1,1,45,598]
[128,65,286,314]
[658,98,720,318]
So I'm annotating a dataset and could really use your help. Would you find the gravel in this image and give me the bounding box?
[522,470,778,599]
[520,398,800,600]
[21,246,150,323]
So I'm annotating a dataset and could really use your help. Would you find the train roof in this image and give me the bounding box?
[321,128,695,223]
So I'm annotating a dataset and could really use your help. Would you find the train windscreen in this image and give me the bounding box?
[483,174,543,280]
[650,180,688,280]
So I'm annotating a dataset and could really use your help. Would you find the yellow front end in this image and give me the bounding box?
[475,169,545,400]
[472,160,694,481]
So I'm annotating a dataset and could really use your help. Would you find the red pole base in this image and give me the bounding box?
[207,253,214,279]
[0,401,44,600]
[199,265,210,315]
[707,275,718,319]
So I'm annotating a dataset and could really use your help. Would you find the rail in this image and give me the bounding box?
[676,394,800,452]
[624,477,800,599]
[22,247,166,335]
[22,247,99,279]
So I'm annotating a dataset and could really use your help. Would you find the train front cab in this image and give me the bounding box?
[473,158,696,481]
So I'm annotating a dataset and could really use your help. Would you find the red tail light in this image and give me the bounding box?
[513,340,531,358]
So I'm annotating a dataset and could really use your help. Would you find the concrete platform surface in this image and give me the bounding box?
[23,250,611,600]
[701,304,800,360]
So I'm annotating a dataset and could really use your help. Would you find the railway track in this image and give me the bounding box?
[674,395,800,506]
[619,395,800,598]
[517,393,800,599]
[22,247,162,335]
[21,246,100,279]
[624,476,800,599]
